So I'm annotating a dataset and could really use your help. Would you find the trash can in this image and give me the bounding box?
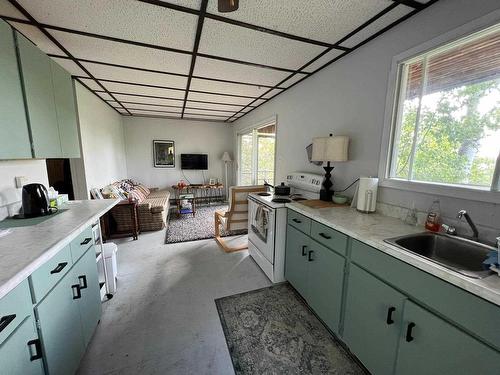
[102,242,118,294]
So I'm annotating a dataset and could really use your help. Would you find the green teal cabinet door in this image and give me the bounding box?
[0,20,32,159]
[51,60,81,158]
[395,300,500,375]
[75,246,102,347]
[17,32,62,158]
[343,264,406,375]
[0,316,44,375]
[306,241,345,333]
[35,267,84,375]
[285,225,310,297]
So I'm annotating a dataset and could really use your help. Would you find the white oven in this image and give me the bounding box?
[248,197,275,262]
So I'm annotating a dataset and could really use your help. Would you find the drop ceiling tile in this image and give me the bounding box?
[101,81,186,100]
[303,49,345,73]
[183,115,226,122]
[130,110,181,118]
[18,0,198,50]
[50,57,89,77]
[95,91,114,101]
[107,101,121,108]
[81,62,187,89]
[159,0,201,9]
[188,91,257,106]
[9,22,64,55]
[0,0,28,19]
[123,103,182,112]
[183,110,232,118]
[76,77,102,90]
[280,73,309,88]
[50,30,191,75]
[112,94,184,107]
[339,5,414,48]
[205,0,393,44]
[186,101,249,112]
[261,89,283,99]
[190,78,271,97]
[199,18,326,70]
[194,57,292,87]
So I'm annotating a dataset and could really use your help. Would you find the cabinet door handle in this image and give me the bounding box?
[301,245,307,256]
[71,284,82,300]
[319,232,331,239]
[405,322,416,342]
[50,262,68,274]
[308,250,314,262]
[78,275,88,289]
[80,237,92,245]
[27,339,43,361]
[292,218,302,224]
[386,307,396,325]
[0,314,16,333]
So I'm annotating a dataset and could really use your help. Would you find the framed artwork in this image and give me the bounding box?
[153,140,175,168]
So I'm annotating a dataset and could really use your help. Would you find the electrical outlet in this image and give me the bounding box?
[15,176,27,188]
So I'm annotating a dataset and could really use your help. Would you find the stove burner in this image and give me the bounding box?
[271,198,291,203]
[257,192,271,196]
[292,197,306,201]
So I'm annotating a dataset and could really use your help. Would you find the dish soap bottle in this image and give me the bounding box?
[425,199,441,232]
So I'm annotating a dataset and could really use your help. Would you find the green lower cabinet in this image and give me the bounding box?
[285,225,310,297]
[395,300,500,375]
[306,242,345,333]
[0,316,44,374]
[75,246,102,347]
[343,264,406,375]
[35,266,84,375]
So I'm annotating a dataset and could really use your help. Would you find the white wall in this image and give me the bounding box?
[75,82,127,196]
[0,159,49,220]
[123,117,234,190]
[233,0,500,242]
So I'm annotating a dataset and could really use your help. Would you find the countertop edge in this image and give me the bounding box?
[286,203,500,307]
[0,199,120,300]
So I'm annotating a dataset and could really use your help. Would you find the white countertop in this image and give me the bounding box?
[0,199,119,299]
[287,202,500,307]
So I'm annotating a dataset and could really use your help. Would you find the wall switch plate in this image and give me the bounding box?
[15,176,27,188]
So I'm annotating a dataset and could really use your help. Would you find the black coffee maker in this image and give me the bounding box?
[21,183,51,218]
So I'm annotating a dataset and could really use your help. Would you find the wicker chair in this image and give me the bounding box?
[214,185,266,252]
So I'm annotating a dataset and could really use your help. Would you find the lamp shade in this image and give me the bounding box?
[221,151,232,162]
[311,135,349,162]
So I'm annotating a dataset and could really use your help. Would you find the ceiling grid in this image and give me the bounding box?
[0,0,440,122]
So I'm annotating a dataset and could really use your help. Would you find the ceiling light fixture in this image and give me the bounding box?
[218,0,239,13]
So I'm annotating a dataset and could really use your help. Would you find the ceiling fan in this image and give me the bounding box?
[218,0,239,13]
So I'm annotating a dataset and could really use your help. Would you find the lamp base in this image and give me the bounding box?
[320,162,334,202]
[320,189,333,202]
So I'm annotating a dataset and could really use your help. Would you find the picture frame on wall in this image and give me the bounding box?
[153,140,175,168]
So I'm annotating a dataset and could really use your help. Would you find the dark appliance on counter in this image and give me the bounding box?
[21,183,51,218]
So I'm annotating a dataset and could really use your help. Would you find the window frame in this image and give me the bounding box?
[378,13,500,204]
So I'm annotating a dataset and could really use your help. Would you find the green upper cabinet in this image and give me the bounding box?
[0,20,32,159]
[51,60,80,158]
[16,32,62,158]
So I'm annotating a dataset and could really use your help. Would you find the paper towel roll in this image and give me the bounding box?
[356,177,379,213]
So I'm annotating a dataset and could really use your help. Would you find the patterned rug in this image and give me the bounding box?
[165,204,242,244]
[215,283,366,375]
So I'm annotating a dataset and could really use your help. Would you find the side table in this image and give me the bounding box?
[101,199,140,241]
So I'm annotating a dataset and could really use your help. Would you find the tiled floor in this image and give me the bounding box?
[77,231,271,374]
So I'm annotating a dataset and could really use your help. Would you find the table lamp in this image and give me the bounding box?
[221,152,232,200]
[311,134,349,201]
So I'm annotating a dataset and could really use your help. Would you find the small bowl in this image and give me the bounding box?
[332,195,348,204]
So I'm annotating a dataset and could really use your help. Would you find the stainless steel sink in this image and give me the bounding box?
[384,232,495,279]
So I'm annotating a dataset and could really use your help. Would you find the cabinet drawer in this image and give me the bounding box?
[351,239,500,351]
[70,226,93,262]
[287,210,311,234]
[310,221,348,256]
[29,245,72,303]
[0,279,32,345]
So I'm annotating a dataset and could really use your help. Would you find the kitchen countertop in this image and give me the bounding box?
[287,202,500,307]
[0,199,119,300]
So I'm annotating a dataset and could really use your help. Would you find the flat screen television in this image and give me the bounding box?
[180,154,208,170]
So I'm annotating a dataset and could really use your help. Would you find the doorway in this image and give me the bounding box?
[46,159,75,200]
[238,120,276,186]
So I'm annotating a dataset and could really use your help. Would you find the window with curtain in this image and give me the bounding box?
[388,24,500,191]
[238,122,276,186]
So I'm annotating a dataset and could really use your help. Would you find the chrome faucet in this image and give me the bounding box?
[457,210,479,240]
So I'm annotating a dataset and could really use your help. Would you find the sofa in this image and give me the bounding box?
[101,180,170,232]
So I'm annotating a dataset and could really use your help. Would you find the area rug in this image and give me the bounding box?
[215,283,366,375]
[165,204,244,244]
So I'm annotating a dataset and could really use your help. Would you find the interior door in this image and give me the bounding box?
[342,264,406,375]
[395,300,500,375]
[284,225,309,297]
